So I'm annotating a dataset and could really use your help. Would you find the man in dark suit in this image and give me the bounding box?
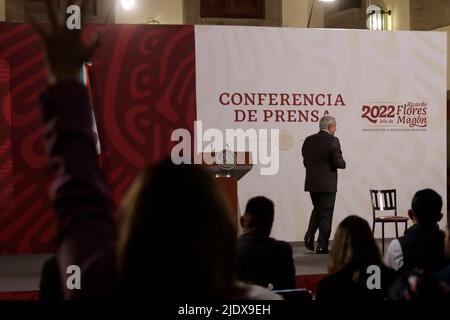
[302,116,346,254]
[237,197,296,290]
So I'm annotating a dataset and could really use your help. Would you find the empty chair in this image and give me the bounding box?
[370,189,408,253]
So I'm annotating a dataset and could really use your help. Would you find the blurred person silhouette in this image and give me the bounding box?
[236,197,296,290]
[316,216,397,301]
[388,210,450,301]
[39,255,63,302]
[118,161,280,300]
[384,189,446,273]
[32,0,280,300]
[435,215,450,296]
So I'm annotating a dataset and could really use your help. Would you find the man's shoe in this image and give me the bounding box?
[316,248,330,254]
[304,239,315,252]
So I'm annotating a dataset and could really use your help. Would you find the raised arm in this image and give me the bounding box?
[31,0,116,299]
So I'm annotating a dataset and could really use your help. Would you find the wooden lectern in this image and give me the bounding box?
[201,152,253,229]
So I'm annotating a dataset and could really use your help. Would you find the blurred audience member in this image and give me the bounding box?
[388,211,449,300]
[236,197,296,290]
[316,216,397,301]
[39,255,62,302]
[119,162,281,300]
[33,1,280,301]
[387,268,444,300]
[435,216,450,296]
[384,189,446,273]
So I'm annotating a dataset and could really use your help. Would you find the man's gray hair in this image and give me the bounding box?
[319,116,336,130]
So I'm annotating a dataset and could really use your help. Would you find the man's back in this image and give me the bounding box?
[302,131,346,192]
[398,224,447,273]
[236,234,296,290]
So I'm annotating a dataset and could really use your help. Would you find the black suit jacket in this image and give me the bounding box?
[316,265,397,301]
[236,234,296,290]
[301,130,346,193]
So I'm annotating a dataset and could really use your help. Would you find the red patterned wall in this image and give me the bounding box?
[0,23,196,254]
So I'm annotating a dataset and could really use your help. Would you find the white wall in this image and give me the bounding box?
[115,0,183,24]
[434,25,450,91]
[385,0,410,30]
[282,0,324,28]
[195,26,447,242]
[282,0,308,27]
[370,2,449,92]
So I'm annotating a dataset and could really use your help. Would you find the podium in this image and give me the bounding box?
[201,152,253,229]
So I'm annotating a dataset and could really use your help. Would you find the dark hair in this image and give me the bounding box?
[118,159,239,300]
[329,215,384,280]
[411,189,442,224]
[243,196,275,237]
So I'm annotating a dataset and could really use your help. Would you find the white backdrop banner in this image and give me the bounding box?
[194,25,447,241]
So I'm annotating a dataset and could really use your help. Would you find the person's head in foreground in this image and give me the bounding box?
[240,196,275,238]
[316,215,398,301]
[319,116,337,136]
[387,192,448,300]
[408,189,443,225]
[329,215,383,278]
[117,159,238,299]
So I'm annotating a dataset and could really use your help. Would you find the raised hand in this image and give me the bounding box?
[28,0,99,85]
